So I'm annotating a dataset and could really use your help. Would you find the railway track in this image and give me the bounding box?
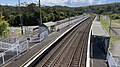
[27,16,95,67]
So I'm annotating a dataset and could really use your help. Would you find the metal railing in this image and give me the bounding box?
[0,40,29,66]
[107,51,117,67]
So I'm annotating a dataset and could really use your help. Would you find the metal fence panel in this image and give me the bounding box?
[107,52,117,67]
[0,40,28,66]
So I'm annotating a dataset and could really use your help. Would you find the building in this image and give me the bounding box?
[43,21,57,32]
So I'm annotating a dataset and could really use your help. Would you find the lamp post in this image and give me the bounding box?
[38,0,43,41]
[69,12,71,25]
[39,0,42,26]
[18,0,24,35]
[109,15,112,33]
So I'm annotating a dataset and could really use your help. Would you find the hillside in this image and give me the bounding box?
[0,2,120,26]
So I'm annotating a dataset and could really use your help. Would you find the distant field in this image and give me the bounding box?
[112,19,120,24]
[100,15,120,50]
[100,15,109,32]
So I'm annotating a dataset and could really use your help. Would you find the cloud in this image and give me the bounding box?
[69,0,103,4]
[32,0,104,6]
[43,0,68,5]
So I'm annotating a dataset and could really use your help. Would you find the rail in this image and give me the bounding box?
[21,16,90,67]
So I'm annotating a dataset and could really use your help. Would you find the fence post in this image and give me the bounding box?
[27,40,29,50]
[17,40,19,55]
[0,43,1,49]
[16,46,19,55]
[2,53,5,64]
[39,33,41,42]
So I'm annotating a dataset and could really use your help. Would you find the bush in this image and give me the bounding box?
[0,21,9,36]
[111,14,120,20]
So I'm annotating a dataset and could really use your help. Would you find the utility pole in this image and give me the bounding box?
[39,0,42,26]
[38,0,43,41]
[69,12,71,25]
[109,15,112,33]
[98,14,100,21]
[18,0,23,35]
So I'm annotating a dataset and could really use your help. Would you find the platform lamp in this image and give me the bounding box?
[38,0,43,41]
[18,0,24,35]
[39,0,42,26]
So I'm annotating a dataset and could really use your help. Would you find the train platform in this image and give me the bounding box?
[2,17,86,67]
[112,40,120,57]
[91,42,108,67]
[91,20,109,67]
[111,40,120,66]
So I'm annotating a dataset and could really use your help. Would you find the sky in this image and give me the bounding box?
[0,0,120,7]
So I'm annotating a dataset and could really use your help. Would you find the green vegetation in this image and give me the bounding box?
[0,4,81,26]
[110,36,120,43]
[100,15,120,50]
[0,21,9,37]
[112,19,120,24]
[109,36,120,51]
[0,13,9,38]
[111,14,120,20]
[101,15,120,28]
[0,2,120,26]
[0,2,120,37]
[100,15,109,32]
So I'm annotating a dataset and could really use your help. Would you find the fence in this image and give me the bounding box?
[107,52,117,67]
[39,31,48,41]
[0,40,29,66]
[0,27,49,66]
[29,30,48,42]
[0,41,19,50]
[1,37,17,44]
[114,57,120,67]
[55,17,84,31]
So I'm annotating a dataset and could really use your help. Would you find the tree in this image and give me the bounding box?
[0,12,4,21]
[0,12,2,20]
[111,14,120,20]
[50,13,55,21]
[53,11,61,21]
[8,15,15,26]
[59,12,65,19]
[0,21,9,36]
[27,3,37,13]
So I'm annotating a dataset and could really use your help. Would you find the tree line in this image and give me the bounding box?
[0,2,120,36]
[0,13,9,37]
[0,3,81,26]
[0,2,120,26]
[75,2,120,14]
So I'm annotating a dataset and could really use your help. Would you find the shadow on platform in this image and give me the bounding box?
[91,37,108,67]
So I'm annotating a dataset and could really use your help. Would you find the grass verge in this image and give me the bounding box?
[100,15,120,51]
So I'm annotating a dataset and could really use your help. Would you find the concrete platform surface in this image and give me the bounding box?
[91,40,108,67]
[112,41,120,57]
